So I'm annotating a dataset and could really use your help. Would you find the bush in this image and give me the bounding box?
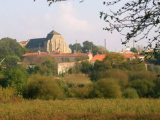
[129,79,155,98]
[68,62,82,74]
[0,86,19,101]
[89,71,107,81]
[128,71,156,81]
[81,61,92,74]
[90,78,122,98]
[23,74,65,100]
[90,69,128,89]
[3,66,28,94]
[123,88,139,99]
[105,69,128,89]
[70,85,92,98]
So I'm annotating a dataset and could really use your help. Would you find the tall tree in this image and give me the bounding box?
[41,0,160,49]
[101,0,160,49]
[0,38,26,59]
[69,43,82,53]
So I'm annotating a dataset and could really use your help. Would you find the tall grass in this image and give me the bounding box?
[1,99,160,120]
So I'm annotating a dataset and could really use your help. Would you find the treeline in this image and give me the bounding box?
[69,41,107,55]
[0,37,160,100]
[68,53,160,99]
[0,51,160,100]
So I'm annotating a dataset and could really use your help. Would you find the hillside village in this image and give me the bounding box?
[0,30,160,101]
[19,30,147,75]
[1,0,160,119]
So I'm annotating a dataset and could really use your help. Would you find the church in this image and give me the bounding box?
[26,30,71,53]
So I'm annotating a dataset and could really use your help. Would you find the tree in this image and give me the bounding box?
[129,79,155,98]
[82,41,95,53]
[0,38,26,59]
[101,0,160,49]
[90,78,122,98]
[23,74,65,100]
[123,88,139,99]
[69,43,82,53]
[42,0,160,49]
[2,66,28,94]
[81,61,92,74]
[130,47,138,53]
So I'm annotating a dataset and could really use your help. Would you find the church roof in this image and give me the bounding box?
[26,38,47,49]
[48,30,61,35]
[26,30,61,49]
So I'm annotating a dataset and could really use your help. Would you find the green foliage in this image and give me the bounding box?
[24,56,57,75]
[82,41,95,53]
[4,56,20,67]
[128,71,156,81]
[105,69,129,89]
[3,66,28,94]
[152,78,160,98]
[104,52,126,69]
[130,47,138,53]
[23,74,65,100]
[70,85,92,98]
[0,86,20,102]
[68,62,82,74]
[154,51,160,65]
[123,88,139,99]
[90,78,122,98]
[89,71,106,81]
[69,43,82,53]
[121,59,146,71]
[81,61,92,74]
[147,64,160,74]
[0,38,26,59]
[129,79,155,98]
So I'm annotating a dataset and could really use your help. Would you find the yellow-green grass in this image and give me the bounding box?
[62,74,92,86]
[1,99,160,120]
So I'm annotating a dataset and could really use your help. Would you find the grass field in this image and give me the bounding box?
[1,99,160,120]
[61,74,92,87]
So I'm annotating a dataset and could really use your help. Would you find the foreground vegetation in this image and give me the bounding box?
[1,99,160,120]
[1,38,160,119]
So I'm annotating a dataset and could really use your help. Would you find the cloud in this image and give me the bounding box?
[44,2,93,32]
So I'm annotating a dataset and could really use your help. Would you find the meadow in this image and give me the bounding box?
[1,99,160,120]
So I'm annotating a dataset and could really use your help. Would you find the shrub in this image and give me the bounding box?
[121,59,146,71]
[3,66,28,94]
[0,86,19,101]
[81,61,92,74]
[105,69,128,89]
[123,88,139,99]
[23,74,65,100]
[68,62,82,74]
[129,79,155,98]
[70,85,92,98]
[90,78,122,98]
[128,71,156,81]
[89,71,107,81]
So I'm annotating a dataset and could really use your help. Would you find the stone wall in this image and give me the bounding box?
[47,34,71,53]
[57,62,75,75]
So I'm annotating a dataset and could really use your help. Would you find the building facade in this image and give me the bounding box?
[26,30,71,53]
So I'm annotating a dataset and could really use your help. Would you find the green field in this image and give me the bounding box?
[1,99,160,120]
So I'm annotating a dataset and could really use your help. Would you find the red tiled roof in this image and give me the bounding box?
[19,41,28,44]
[22,52,49,57]
[22,52,89,57]
[90,54,106,62]
[122,53,135,58]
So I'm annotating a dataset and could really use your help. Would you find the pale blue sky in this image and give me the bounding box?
[0,0,143,51]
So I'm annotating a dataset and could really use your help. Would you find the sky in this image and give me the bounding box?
[0,0,144,51]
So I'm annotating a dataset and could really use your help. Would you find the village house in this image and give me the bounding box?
[90,54,106,64]
[22,52,93,74]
